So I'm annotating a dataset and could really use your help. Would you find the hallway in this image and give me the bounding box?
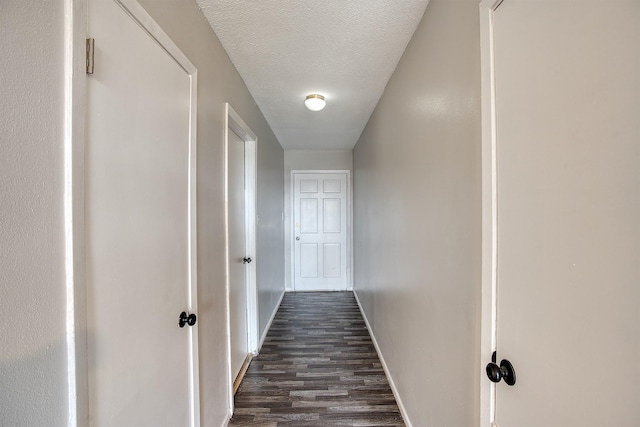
[229,292,404,426]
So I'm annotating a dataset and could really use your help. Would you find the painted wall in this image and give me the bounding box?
[137,0,285,424]
[283,150,353,290]
[0,1,68,425]
[352,1,482,426]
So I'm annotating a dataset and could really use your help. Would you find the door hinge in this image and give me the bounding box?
[86,38,95,75]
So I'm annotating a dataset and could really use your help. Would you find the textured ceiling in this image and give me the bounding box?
[196,0,430,150]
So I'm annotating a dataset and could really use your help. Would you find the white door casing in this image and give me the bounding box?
[224,104,258,408]
[86,0,199,425]
[480,1,639,426]
[293,172,349,291]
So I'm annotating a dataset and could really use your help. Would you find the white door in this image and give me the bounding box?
[228,129,249,383]
[293,172,348,291]
[86,0,198,425]
[487,1,639,425]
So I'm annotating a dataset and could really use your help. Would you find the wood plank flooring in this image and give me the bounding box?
[228,291,405,426]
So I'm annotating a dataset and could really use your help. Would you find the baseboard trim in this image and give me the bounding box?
[353,290,413,427]
[222,410,231,427]
[258,290,285,351]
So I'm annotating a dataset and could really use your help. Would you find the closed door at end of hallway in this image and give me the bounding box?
[293,172,348,291]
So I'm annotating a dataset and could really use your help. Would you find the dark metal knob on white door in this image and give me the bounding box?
[486,351,516,386]
[296,236,300,241]
[243,257,252,264]
[178,311,196,328]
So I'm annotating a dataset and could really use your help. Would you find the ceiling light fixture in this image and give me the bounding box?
[304,94,326,111]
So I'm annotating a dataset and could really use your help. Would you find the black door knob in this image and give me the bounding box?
[178,311,197,328]
[187,313,196,326]
[243,257,252,264]
[486,358,516,386]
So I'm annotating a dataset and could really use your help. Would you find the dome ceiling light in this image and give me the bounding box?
[304,94,326,112]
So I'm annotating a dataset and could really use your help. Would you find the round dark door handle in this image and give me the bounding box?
[486,359,516,386]
[178,311,197,328]
[187,313,196,326]
[243,257,252,264]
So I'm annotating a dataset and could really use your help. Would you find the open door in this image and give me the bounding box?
[481,1,639,426]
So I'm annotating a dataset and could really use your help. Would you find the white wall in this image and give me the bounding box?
[0,0,285,425]
[352,1,481,426]
[283,150,353,290]
[0,1,68,425]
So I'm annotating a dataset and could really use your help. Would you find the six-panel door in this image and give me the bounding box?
[294,173,348,291]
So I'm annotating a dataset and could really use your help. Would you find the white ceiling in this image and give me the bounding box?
[196,0,430,150]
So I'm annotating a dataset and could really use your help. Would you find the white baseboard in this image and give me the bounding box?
[353,290,413,427]
[258,290,285,351]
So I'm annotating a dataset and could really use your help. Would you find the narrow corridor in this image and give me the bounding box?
[229,292,405,426]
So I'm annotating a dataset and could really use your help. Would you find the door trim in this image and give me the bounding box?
[67,0,201,425]
[479,1,504,426]
[64,0,89,424]
[224,103,258,413]
[290,170,352,291]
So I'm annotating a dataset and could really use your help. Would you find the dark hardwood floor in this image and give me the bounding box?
[228,291,405,426]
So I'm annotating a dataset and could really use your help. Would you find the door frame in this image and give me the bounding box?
[224,103,258,411]
[64,0,89,424]
[479,1,504,426]
[66,0,200,425]
[290,170,353,292]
